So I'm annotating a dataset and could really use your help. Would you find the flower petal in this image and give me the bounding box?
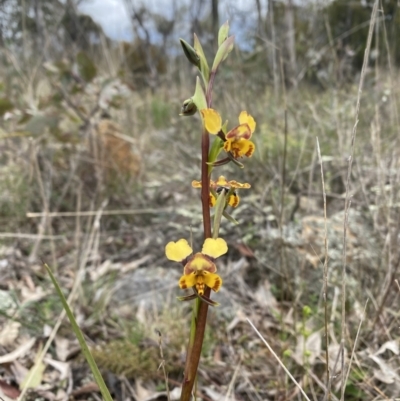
[192,180,202,188]
[198,293,220,306]
[202,238,228,259]
[195,274,206,295]
[214,176,229,187]
[203,271,223,292]
[179,272,197,290]
[228,180,251,189]
[201,108,222,134]
[177,293,198,302]
[209,193,217,207]
[239,111,256,133]
[165,239,193,262]
[223,139,232,152]
[241,140,255,157]
[231,139,255,158]
[184,253,217,274]
[227,193,240,208]
[209,179,217,187]
[226,124,252,140]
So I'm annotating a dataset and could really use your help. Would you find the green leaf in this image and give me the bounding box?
[208,136,223,174]
[76,52,97,82]
[44,263,113,401]
[193,33,210,85]
[0,98,13,116]
[218,21,229,47]
[212,35,235,72]
[192,77,207,111]
[213,190,227,238]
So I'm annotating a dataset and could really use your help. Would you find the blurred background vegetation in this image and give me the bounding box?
[1,0,399,227]
[1,0,400,400]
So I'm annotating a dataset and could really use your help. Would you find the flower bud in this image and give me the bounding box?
[218,21,229,47]
[180,98,197,116]
[180,39,200,68]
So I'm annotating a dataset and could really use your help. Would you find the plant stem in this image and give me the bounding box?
[201,129,212,239]
[180,93,213,400]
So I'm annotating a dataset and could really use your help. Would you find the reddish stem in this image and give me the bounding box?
[201,131,212,239]
[180,76,215,401]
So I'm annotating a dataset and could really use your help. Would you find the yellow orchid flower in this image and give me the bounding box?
[192,175,251,208]
[201,109,256,158]
[165,238,227,296]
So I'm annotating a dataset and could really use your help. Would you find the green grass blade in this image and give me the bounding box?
[44,263,113,401]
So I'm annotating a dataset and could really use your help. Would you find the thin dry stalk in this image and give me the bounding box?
[324,14,343,153]
[372,2,386,224]
[340,1,379,400]
[246,318,312,401]
[309,371,339,401]
[224,358,241,401]
[325,341,344,401]
[0,233,65,239]
[279,110,288,232]
[343,300,369,390]
[26,207,173,218]
[329,287,339,345]
[316,137,330,400]
[307,145,317,215]
[155,330,171,401]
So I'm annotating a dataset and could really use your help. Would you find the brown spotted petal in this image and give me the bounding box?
[228,180,251,189]
[183,253,217,275]
[179,272,197,290]
[226,123,252,140]
[213,175,230,187]
[227,193,240,208]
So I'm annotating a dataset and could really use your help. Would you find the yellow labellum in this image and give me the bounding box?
[179,273,197,290]
[203,271,222,292]
[179,271,222,294]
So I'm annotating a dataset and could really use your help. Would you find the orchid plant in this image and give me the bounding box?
[166,22,256,401]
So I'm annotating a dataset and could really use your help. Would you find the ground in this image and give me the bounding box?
[1,60,400,401]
